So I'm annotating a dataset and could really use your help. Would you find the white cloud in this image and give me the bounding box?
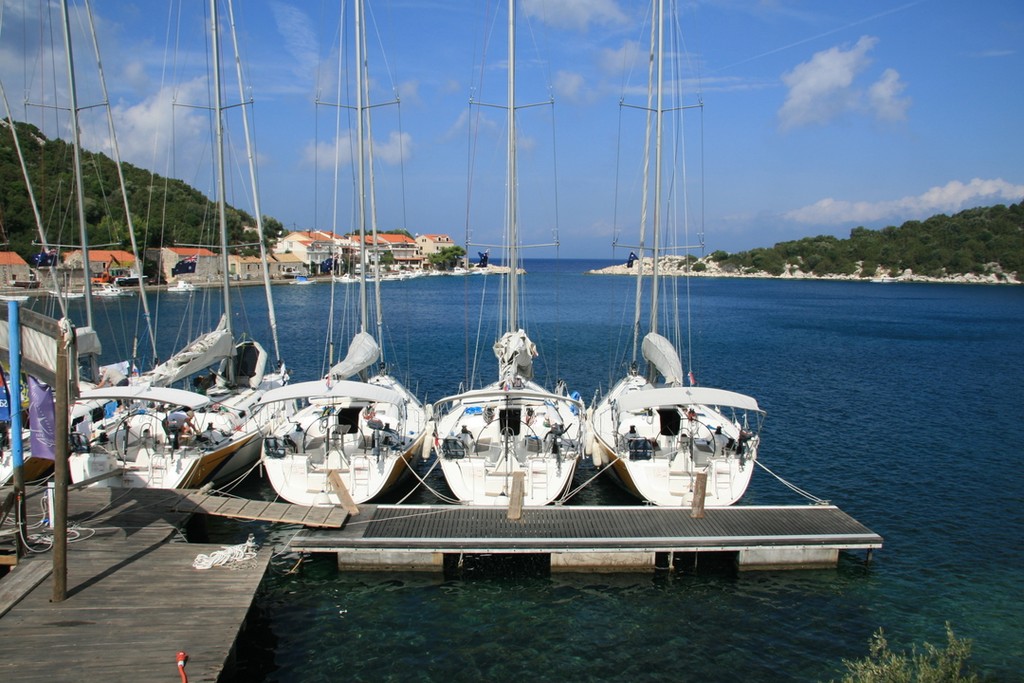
[522,0,628,31]
[867,68,910,121]
[779,35,876,129]
[373,131,412,164]
[302,130,410,169]
[784,179,1024,225]
[600,39,644,78]
[553,70,585,103]
[269,2,319,77]
[303,134,353,171]
[779,35,910,129]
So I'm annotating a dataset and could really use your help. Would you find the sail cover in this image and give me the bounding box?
[327,331,380,379]
[642,333,684,386]
[616,386,761,413]
[494,329,537,382]
[144,316,234,387]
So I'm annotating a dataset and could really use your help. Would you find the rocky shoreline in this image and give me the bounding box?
[586,255,1020,285]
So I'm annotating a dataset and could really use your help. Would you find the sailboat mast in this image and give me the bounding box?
[507,0,518,332]
[355,0,369,336]
[225,0,281,365]
[82,0,158,365]
[649,0,664,339]
[631,9,659,365]
[59,0,95,373]
[211,0,235,383]
[362,29,386,360]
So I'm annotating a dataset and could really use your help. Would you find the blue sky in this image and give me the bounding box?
[2,0,1022,258]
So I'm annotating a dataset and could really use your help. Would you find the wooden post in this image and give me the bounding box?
[690,472,707,519]
[507,471,525,521]
[327,470,360,516]
[51,319,72,602]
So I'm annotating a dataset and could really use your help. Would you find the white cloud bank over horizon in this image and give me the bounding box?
[784,178,1024,226]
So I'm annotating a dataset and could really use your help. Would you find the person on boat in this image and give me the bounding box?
[164,409,196,449]
[713,426,730,455]
[193,371,217,395]
[97,364,128,387]
[458,425,474,453]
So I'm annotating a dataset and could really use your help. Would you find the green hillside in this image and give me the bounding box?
[0,120,282,260]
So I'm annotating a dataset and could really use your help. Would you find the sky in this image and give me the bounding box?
[1,0,1022,259]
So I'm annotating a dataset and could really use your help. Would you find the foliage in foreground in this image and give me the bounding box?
[831,623,979,683]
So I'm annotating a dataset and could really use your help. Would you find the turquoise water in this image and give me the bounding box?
[54,260,1024,681]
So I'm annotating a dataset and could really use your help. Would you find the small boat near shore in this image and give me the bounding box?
[168,280,195,293]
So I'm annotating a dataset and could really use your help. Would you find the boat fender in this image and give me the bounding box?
[421,421,435,460]
[582,409,595,458]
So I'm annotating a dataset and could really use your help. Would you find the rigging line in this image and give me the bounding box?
[83,0,158,365]
[0,87,66,318]
[226,0,281,365]
[547,86,562,380]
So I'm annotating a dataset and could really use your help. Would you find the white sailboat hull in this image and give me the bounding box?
[261,374,426,506]
[591,374,761,507]
[433,381,584,506]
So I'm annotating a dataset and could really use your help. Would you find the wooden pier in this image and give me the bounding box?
[0,486,343,682]
[0,485,883,679]
[290,503,883,572]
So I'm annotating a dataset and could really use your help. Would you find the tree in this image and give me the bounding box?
[428,245,466,270]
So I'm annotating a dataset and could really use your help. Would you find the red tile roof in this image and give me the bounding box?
[0,252,28,266]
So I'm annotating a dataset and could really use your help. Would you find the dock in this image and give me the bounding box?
[0,485,883,679]
[290,503,883,572]
[0,486,343,682]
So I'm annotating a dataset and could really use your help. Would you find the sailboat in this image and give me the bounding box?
[68,0,290,490]
[430,0,585,507]
[588,0,765,507]
[258,0,426,507]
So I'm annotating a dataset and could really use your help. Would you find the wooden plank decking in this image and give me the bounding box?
[0,486,306,682]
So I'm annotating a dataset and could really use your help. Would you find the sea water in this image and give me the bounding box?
[52,259,1024,681]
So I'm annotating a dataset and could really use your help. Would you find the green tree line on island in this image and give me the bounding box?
[0,120,282,259]
[705,202,1023,280]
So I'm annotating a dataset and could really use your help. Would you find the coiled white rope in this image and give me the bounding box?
[192,534,259,569]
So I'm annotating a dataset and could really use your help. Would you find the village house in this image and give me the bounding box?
[231,254,265,281]
[269,252,308,279]
[61,249,139,286]
[0,251,34,289]
[272,230,338,274]
[415,234,456,258]
[148,246,219,284]
[375,233,423,270]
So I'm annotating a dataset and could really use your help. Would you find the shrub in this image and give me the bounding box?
[832,623,978,683]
